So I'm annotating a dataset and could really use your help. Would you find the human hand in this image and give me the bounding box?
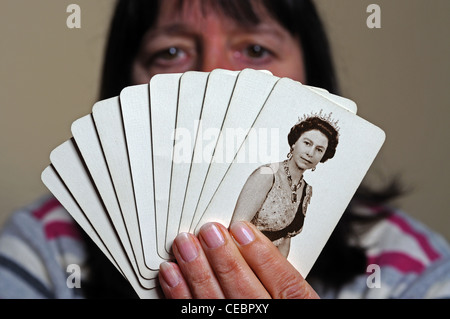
[158,221,319,299]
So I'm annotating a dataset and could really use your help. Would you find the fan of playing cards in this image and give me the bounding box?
[41,69,385,298]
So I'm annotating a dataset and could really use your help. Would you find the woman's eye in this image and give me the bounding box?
[154,47,185,61]
[144,46,190,70]
[244,44,271,59]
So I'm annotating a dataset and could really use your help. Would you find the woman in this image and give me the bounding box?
[232,113,339,257]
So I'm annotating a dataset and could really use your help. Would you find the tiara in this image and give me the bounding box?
[297,109,340,135]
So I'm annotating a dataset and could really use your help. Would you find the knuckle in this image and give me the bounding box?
[274,271,311,299]
[253,244,282,272]
[213,256,243,278]
[189,268,214,288]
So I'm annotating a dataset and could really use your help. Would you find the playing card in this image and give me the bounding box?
[119,84,166,270]
[71,114,158,282]
[41,165,162,298]
[91,97,152,275]
[195,77,385,277]
[148,73,182,260]
[306,86,357,114]
[165,71,210,253]
[177,69,239,235]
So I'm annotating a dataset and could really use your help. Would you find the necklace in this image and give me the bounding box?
[283,159,303,203]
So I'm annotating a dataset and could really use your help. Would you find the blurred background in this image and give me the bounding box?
[1,0,449,239]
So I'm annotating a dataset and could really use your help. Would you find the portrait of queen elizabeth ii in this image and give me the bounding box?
[231,110,340,257]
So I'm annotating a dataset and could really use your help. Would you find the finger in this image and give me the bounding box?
[197,222,271,299]
[171,232,225,298]
[158,261,192,299]
[229,221,319,299]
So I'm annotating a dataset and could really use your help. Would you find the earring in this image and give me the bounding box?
[287,150,293,159]
[312,167,316,172]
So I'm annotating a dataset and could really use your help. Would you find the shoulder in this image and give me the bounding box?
[247,163,278,185]
[0,195,87,298]
[360,205,450,268]
[355,203,450,298]
[1,195,84,245]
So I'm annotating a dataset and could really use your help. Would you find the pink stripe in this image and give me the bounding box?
[387,214,440,261]
[44,221,81,240]
[32,197,61,219]
[367,204,393,214]
[368,252,425,274]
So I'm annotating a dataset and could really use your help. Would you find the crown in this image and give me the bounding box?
[297,109,340,135]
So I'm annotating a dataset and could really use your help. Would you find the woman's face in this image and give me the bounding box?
[132,0,306,83]
[291,130,329,171]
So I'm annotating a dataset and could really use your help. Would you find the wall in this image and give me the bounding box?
[315,0,450,239]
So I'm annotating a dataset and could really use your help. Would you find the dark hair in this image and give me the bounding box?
[99,0,338,100]
[288,116,339,163]
[81,0,400,298]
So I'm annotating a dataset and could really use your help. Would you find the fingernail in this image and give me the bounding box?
[159,262,181,288]
[175,232,199,262]
[200,223,225,249]
[230,221,255,246]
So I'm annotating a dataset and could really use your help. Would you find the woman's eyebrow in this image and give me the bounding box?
[314,142,327,150]
[147,21,286,39]
[146,23,198,38]
[233,23,287,38]
[303,137,326,148]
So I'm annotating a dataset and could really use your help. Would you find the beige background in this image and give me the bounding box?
[1,0,449,239]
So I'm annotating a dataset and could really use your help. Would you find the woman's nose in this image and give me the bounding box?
[199,52,236,72]
[198,41,236,72]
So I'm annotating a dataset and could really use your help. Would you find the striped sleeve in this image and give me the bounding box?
[314,203,450,299]
[0,196,87,299]
[358,205,450,298]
